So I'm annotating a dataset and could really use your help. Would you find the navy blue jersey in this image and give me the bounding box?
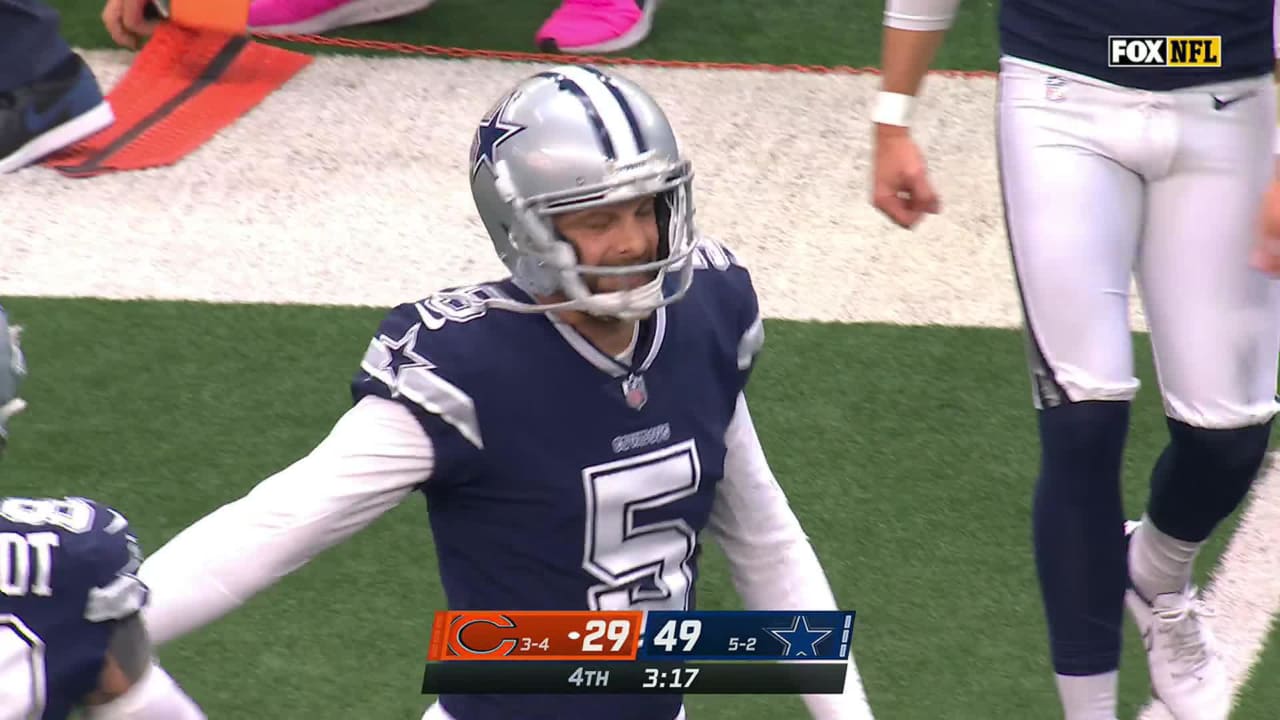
[351,239,764,720]
[1000,0,1273,90]
[0,496,148,720]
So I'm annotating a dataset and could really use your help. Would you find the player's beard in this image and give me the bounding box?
[585,258,658,295]
[582,260,659,324]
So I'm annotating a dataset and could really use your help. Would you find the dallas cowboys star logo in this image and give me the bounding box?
[765,616,833,658]
[375,324,433,394]
[471,94,527,179]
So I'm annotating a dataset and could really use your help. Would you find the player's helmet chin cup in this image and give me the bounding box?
[469,65,696,321]
[0,305,28,455]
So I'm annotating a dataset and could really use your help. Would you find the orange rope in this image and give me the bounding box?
[248,32,997,77]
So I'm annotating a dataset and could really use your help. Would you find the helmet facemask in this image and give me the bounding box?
[488,151,697,321]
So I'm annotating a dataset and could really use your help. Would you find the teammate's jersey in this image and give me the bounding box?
[0,496,149,720]
[350,240,763,720]
[1000,0,1273,90]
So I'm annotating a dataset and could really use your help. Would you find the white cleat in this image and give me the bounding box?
[1125,523,1231,719]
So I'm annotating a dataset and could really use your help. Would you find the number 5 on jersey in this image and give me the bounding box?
[581,440,701,612]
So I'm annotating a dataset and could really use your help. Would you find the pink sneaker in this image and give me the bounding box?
[535,0,659,54]
[249,0,437,34]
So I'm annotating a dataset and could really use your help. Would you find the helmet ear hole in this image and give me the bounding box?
[655,194,672,260]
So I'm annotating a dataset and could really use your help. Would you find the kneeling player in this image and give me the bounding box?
[0,307,205,720]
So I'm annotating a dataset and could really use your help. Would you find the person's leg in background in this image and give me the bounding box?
[247,0,659,58]
[247,0,437,38]
[0,0,114,174]
[535,0,659,55]
[1125,71,1279,720]
[997,58,1152,720]
[0,0,73,93]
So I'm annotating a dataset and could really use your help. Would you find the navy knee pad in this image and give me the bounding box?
[1146,417,1273,543]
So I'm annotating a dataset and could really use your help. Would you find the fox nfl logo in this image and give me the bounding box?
[1108,36,1222,67]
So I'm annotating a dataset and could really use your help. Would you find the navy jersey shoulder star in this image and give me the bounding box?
[370,324,435,395]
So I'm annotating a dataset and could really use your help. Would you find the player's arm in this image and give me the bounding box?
[877,0,962,108]
[870,0,961,228]
[137,395,435,645]
[706,392,874,720]
[82,614,205,719]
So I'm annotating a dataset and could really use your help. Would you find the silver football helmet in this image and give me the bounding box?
[468,64,697,320]
[0,305,27,454]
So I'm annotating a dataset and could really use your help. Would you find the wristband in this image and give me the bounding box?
[872,91,915,127]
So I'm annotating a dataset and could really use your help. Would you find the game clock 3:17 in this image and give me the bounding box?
[424,659,848,694]
[563,664,701,691]
[642,666,701,690]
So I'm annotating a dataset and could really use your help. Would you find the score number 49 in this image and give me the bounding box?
[650,619,702,653]
[649,619,756,653]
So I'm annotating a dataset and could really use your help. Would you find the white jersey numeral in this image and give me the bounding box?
[0,497,96,534]
[581,440,701,611]
[0,614,47,720]
[0,532,59,598]
[415,285,501,330]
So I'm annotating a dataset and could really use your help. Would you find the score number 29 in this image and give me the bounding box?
[582,618,632,652]
[651,619,702,653]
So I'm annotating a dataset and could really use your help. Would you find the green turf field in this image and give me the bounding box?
[0,298,1255,718]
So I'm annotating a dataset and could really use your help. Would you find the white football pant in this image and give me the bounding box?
[996,55,1280,429]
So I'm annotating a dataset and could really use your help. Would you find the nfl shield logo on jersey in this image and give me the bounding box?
[1044,76,1067,102]
[622,374,648,410]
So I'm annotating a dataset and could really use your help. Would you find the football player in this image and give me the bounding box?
[869,1,1280,719]
[0,306,206,720]
[135,65,876,720]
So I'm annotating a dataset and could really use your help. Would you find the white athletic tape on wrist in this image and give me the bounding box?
[872,91,915,127]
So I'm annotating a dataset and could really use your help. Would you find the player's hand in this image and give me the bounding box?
[871,125,940,229]
[1251,177,1280,276]
[102,0,159,50]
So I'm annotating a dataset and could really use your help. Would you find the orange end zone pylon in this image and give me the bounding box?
[44,2,310,178]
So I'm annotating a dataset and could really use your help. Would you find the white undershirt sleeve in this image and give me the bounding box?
[883,0,961,31]
[708,392,875,720]
[138,396,435,646]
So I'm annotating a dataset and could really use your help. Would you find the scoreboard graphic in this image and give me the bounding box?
[423,610,856,695]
